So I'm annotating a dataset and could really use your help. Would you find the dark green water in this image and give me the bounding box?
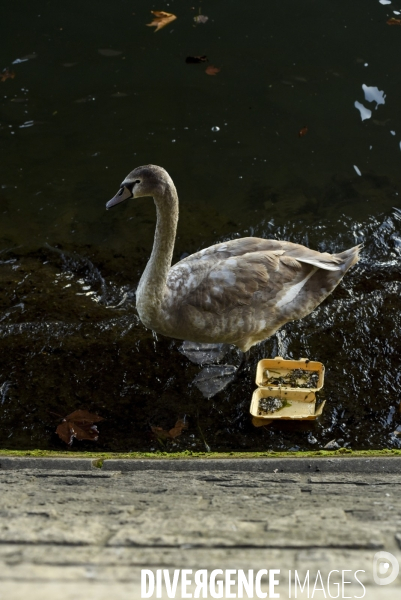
[1,0,400,451]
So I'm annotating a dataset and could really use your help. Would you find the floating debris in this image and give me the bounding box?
[194,15,208,24]
[0,68,15,82]
[354,100,372,121]
[147,10,177,32]
[151,417,188,440]
[205,65,220,76]
[56,409,104,446]
[324,439,341,449]
[362,84,386,108]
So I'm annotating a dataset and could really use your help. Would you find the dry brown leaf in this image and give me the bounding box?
[387,17,401,25]
[151,418,188,440]
[56,409,104,446]
[0,68,15,82]
[168,418,188,438]
[205,65,220,76]
[298,126,308,137]
[147,10,177,32]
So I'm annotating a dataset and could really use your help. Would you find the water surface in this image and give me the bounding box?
[1,0,400,451]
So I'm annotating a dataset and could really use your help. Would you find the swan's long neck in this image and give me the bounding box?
[136,183,178,327]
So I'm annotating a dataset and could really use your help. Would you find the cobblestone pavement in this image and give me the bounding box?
[0,457,400,599]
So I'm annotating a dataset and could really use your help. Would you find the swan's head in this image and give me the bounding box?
[106,164,172,209]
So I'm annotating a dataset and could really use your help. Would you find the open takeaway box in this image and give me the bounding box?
[251,357,326,427]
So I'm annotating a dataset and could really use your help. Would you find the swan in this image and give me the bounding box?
[106,164,361,352]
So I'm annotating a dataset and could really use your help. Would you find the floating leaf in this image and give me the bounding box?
[205,65,220,76]
[56,409,104,446]
[0,68,15,83]
[147,11,177,32]
[298,126,308,137]
[387,17,401,25]
[98,49,123,57]
[194,15,208,24]
[186,55,208,64]
[151,418,188,440]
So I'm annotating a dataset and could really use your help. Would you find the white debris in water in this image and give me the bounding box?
[362,84,386,108]
[324,439,340,450]
[379,0,391,4]
[353,165,362,176]
[354,101,372,121]
[211,126,220,132]
[391,131,396,136]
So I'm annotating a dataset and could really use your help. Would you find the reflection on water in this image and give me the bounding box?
[0,0,400,450]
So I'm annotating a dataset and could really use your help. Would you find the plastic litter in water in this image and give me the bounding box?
[353,165,362,176]
[354,101,372,121]
[362,84,386,108]
[192,365,238,398]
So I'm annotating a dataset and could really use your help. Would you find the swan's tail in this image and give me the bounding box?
[336,243,362,272]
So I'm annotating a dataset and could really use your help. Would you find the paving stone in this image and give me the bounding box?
[0,458,400,599]
[101,457,401,473]
[0,457,97,471]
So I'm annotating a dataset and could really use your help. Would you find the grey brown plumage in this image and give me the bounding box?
[107,165,361,352]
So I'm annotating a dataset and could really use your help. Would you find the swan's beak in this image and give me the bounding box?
[106,186,133,209]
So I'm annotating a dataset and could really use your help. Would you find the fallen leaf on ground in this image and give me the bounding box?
[151,418,188,440]
[56,409,104,446]
[298,126,308,137]
[186,55,208,63]
[194,15,208,24]
[387,17,401,25]
[1,68,15,82]
[205,65,220,76]
[147,11,177,32]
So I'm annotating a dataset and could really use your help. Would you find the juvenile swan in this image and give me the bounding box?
[106,165,360,352]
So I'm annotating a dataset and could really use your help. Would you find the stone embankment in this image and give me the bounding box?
[0,457,400,599]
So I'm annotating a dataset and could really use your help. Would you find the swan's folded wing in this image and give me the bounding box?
[176,237,348,271]
[179,250,306,314]
[176,237,285,266]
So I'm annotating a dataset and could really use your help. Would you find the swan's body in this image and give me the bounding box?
[107,165,360,352]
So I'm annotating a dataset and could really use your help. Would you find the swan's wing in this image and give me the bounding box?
[173,250,308,314]
[177,237,347,271]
